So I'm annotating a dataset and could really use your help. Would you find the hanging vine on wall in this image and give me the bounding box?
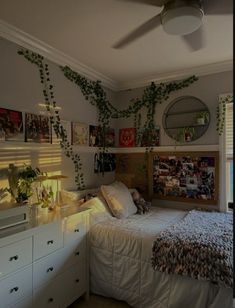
[216,94,233,135]
[18,49,85,190]
[18,47,198,189]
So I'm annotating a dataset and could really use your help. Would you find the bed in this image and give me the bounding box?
[63,185,232,308]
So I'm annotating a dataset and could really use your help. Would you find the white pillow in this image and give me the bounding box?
[81,195,112,225]
[101,181,137,219]
[60,188,99,206]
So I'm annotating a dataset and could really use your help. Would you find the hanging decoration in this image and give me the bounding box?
[18,48,198,189]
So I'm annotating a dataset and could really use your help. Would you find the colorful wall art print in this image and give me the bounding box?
[104,127,115,147]
[119,128,136,147]
[89,125,102,147]
[0,108,24,141]
[51,120,71,144]
[139,127,160,147]
[25,113,50,143]
[150,152,218,204]
[94,153,116,173]
[72,122,88,146]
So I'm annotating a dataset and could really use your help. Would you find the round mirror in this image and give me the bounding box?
[163,96,210,143]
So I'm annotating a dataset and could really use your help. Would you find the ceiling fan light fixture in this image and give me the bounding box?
[161,6,203,36]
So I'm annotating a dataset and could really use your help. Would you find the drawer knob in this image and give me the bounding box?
[74,228,80,233]
[75,251,80,256]
[47,240,54,245]
[47,267,54,273]
[75,279,80,283]
[48,298,54,303]
[10,287,19,293]
[9,255,19,261]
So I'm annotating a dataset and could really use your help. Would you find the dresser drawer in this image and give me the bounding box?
[33,278,63,308]
[59,264,86,308]
[0,237,32,278]
[0,266,32,307]
[64,214,87,245]
[9,296,32,308]
[33,222,63,260]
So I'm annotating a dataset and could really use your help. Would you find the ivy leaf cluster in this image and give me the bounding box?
[18,49,85,190]
[216,94,233,135]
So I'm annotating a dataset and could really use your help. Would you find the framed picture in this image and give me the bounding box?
[25,113,50,143]
[148,151,219,204]
[119,128,136,147]
[72,122,88,146]
[138,126,160,147]
[0,107,24,141]
[89,125,102,146]
[104,127,115,147]
[51,120,71,144]
[94,153,116,173]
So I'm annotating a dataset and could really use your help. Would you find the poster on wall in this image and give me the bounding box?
[150,152,218,204]
[89,125,102,146]
[25,113,50,143]
[119,128,136,147]
[138,126,160,147]
[94,153,116,173]
[0,107,24,141]
[51,120,71,144]
[103,127,115,147]
[72,122,88,146]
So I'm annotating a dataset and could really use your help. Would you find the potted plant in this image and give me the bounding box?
[195,111,209,125]
[6,164,43,204]
[176,127,195,143]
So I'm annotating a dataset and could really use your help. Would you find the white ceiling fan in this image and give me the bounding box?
[113,0,233,50]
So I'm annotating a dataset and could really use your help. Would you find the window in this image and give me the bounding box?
[226,102,233,204]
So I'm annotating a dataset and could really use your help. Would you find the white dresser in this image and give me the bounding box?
[0,206,90,308]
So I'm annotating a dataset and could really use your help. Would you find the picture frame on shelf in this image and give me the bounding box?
[0,107,24,141]
[72,122,88,146]
[148,151,219,205]
[119,128,136,147]
[25,113,50,143]
[89,125,102,147]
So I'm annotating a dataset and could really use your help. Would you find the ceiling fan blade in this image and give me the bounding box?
[181,26,206,52]
[204,0,233,15]
[116,0,166,7]
[113,14,162,49]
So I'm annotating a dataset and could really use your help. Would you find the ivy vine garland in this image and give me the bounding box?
[18,47,198,190]
[18,49,85,190]
[216,94,233,135]
[61,66,198,152]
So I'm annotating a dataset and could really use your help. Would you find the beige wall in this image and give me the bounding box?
[114,71,233,146]
[0,37,117,190]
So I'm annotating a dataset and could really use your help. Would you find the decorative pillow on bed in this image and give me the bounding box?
[80,195,113,225]
[60,188,99,206]
[131,189,151,214]
[101,181,137,219]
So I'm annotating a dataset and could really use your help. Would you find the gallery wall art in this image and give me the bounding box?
[94,153,116,173]
[149,151,219,204]
[72,122,88,146]
[0,108,24,141]
[25,113,50,143]
[119,128,136,147]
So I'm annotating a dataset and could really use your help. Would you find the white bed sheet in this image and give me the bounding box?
[89,206,232,308]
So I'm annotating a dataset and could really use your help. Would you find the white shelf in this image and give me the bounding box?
[0,142,219,153]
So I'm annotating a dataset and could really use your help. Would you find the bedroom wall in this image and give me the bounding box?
[0,37,117,191]
[114,71,233,146]
[113,71,233,210]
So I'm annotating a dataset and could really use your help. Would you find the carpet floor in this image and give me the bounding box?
[69,294,131,308]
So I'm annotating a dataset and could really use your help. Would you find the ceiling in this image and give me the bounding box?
[0,0,233,90]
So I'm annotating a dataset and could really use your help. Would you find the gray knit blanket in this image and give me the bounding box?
[152,210,232,288]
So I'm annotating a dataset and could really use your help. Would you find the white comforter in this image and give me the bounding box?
[88,205,232,308]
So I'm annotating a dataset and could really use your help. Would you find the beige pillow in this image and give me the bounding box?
[101,181,137,219]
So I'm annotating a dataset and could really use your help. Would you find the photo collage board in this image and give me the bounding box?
[149,151,219,204]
